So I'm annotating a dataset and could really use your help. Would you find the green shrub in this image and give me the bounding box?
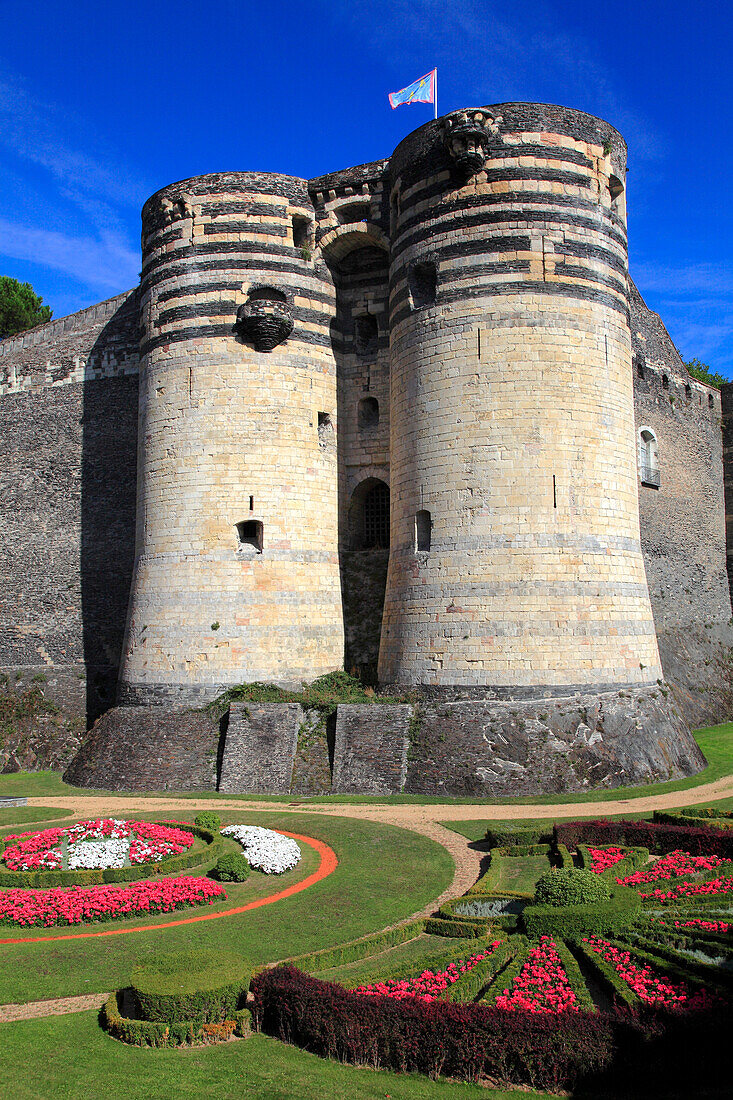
[131,949,249,1024]
[424,916,488,938]
[194,811,222,833]
[484,825,552,848]
[535,868,610,908]
[523,887,641,939]
[214,853,250,882]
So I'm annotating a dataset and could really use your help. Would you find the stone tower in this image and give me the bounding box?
[118,173,344,704]
[379,103,663,696]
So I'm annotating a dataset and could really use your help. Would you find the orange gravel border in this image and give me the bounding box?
[0,830,337,945]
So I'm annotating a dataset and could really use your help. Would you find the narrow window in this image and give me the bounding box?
[317,411,333,446]
[709,393,715,408]
[634,355,645,379]
[409,261,437,308]
[354,314,378,355]
[249,495,254,511]
[236,520,263,552]
[639,429,660,489]
[415,510,432,552]
[358,396,379,432]
[685,383,692,401]
[662,374,670,390]
[292,216,310,250]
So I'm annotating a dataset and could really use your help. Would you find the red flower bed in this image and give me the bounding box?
[0,876,226,927]
[495,937,580,1014]
[640,875,733,903]
[354,944,499,1001]
[586,846,627,873]
[583,936,717,1010]
[618,850,725,887]
[652,917,731,934]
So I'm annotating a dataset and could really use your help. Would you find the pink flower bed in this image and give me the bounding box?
[0,876,226,927]
[652,917,731,934]
[586,846,627,873]
[640,875,733,903]
[583,936,717,1010]
[617,850,725,887]
[494,936,580,1014]
[354,943,500,1002]
[2,819,194,872]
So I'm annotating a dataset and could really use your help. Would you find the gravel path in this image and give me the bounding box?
[1,775,731,1021]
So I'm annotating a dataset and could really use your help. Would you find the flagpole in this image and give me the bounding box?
[434,68,438,120]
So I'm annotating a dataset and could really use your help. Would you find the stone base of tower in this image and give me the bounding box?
[64,683,704,796]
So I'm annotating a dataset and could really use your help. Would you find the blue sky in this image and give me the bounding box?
[1,0,731,374]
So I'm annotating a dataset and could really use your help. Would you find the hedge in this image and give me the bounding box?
[251,965,615,1092]
[424,916,491,938]
[0,823,220,888]
[654,808,733,824]
[131,949,249,1024]
[522,886,641,939]
[442,939,517,1003]
[572,938,639,1008]
[480,943,530,1006]
[620,931,733,990]
[483,825,553,848]
[554,820,733,859]
[339,936,506,992]
[102,989,251,1047]
[282,918,427,974]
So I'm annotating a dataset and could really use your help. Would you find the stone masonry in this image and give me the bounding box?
[4,101,733,793]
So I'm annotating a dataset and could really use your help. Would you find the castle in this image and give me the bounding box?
[2,102,732,795]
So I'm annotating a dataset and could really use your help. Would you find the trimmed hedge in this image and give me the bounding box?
[131,949,249,1024]
[0,823,220,888]
[480,943,530,1006]
[621,931,733,990]
[424,916,490,938]
[194,811,222,832]
[481,938,594,1012]
[554,819,733,859]
[251,965,615,1092]
[284,918,427,974]
[654,808,733,824]
[534,868,611,907]
[102,990,251,1047]
[522,886,641,939]
[443,938,517,1003]
[339,936,505,991]
[572,938,638,1008]
[483,825,553,848]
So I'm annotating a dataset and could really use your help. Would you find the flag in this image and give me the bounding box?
[388,69,436,110]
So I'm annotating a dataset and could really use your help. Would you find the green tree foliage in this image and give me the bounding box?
[0,276,52,338]
[684,358,728,390]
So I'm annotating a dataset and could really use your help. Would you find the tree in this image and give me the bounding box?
[0,276,52,338]
[684,357,728,391]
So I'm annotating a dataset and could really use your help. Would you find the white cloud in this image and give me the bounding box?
[0,218,139,293]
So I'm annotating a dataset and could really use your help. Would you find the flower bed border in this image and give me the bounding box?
[0,822,219,888]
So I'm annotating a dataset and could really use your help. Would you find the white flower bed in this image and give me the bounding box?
[67,838,130,870]
[221,825,301,874]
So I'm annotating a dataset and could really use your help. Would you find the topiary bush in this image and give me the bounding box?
[131,949,249,1024]
[214,853,250,882]
[194,811,222,833]
[534,868,611,908]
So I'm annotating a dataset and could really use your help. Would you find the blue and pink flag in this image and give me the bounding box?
[388,69,437,110]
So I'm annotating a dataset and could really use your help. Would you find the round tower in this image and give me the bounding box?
[379,103,663,695]
[119,172,343,704]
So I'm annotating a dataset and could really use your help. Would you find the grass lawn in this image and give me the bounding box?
[490,853,550,893]
[0,1012,554,1100]
[0,811,453,1004]
[0,806,72,829]
[2,721,731,808]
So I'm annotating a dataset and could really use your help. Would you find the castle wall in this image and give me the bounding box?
[630,283,733,726]
[380,103,662,695]
[118,172,345,704]
[0,293,139,727]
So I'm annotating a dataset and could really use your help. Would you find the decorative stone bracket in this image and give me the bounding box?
[441,109,502,176]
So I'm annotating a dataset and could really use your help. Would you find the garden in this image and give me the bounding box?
[2,729,733,1098]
